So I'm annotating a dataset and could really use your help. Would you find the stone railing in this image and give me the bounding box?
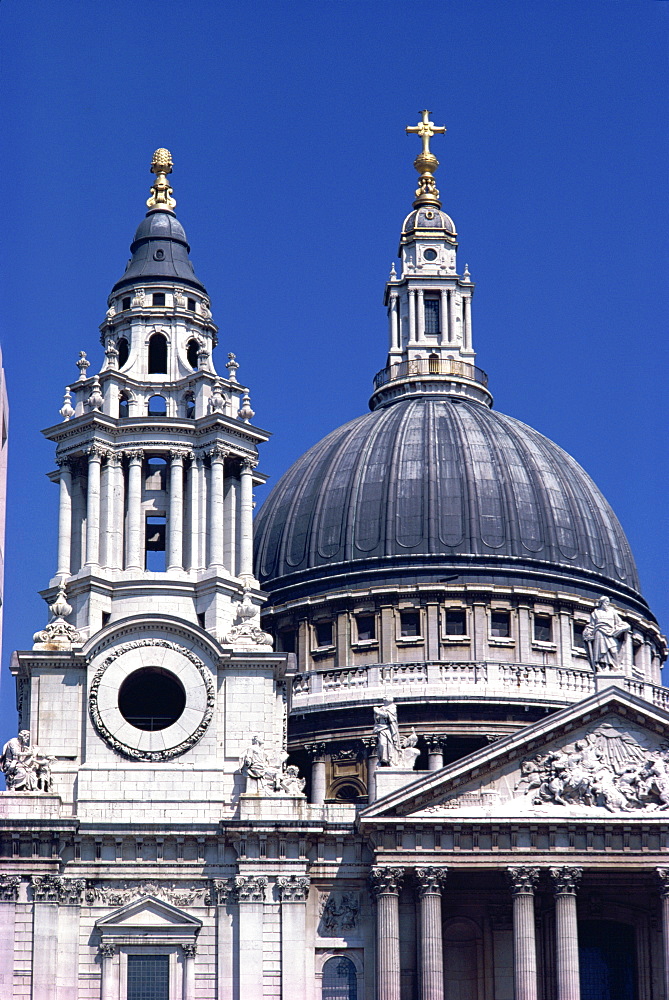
[289,661,668,713]
[373,356,489,390]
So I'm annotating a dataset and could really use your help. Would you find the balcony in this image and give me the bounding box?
[373,356,489,391]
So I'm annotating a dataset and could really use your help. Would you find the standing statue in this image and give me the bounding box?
[373,699,420,768]
[1,731,54,792]
[583,596,630,672]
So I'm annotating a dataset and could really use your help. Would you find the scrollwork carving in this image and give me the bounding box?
[549,866,582,895]
[86,880,210,907]
[32,875,85,905]
[415,866,448,896]
[99,943,116,958]
[506,867,540,895]
[276,875,310,902]
[0,876,20,901]
[233,875,267,903]
[369,866,404,896]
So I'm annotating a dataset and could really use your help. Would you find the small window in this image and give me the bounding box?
[573,622,587,650]
[148,333,168,374]
[424,297,440,334]
[322,956,357,1000]
[187,297,196,311]
[152,292,166,307]
[400,611,420,638]
[279,629,296,653]
[127,954,169,1000]
[145,457,167,491]
[122,296,131,311]
[197,612,206,628]
[445,609,467,635]
[534,614,553,643]
[490,610,511,638]
[356,614,376,642]
[186,338,199,369]
[145,515,166,571]
[117,337,129,369]
[184,393,196,419]
[118,394,130,418]
[148,395,167,416]
[101,612,110,628]
[315,622,333,648]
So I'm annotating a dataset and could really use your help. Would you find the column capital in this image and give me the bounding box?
[209,878,235,905]
[276,875,310,902]
[55,455,72,471]
[208,445,229,462]
[658,868,669,898]
[125,448,145,464]
[361,736,378,756]
[304,741,327,761]
[423,734,448,753]
[233,874,267,902]
[106,451,123,468]
[369,865,405,897]
[0,875,20,901]
[415,866,448,897]
[241,456,258,472]
[86,443,107,461]
[181,943,197,957]
[549,866,582,895]
[31,874,86,905]
[506,866,540,895]
[98,942,116,957]
[169,448,190,463]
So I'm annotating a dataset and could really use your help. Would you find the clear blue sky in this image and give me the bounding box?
[0,0,667,745]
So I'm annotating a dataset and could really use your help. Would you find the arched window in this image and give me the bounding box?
[148,395,167,416]
[428,351,439,373]
[183,392,195,419]
[117,337,129,369]
[118,392,131,418]
[186,338,199,369]
[148,333,168,374]
[322,957,357,1000]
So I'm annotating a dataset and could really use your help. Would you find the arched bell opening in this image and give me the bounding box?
[148,332,168,374]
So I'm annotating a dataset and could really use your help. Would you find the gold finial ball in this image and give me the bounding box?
[151,148,173,174]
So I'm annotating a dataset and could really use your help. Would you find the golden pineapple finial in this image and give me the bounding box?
[405,111,446,207]
[146,148,176,211]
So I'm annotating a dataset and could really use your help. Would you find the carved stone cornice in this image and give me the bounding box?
[0,876,20,902]
[304,742,327,761]
[276,875,310,902]
[549,866,582,896]
[233,875,267,903]
[506,867,540,896]
[369,866,405,897]
[415,867,448,897]
[657,868,669,899]
[32,875,86,905]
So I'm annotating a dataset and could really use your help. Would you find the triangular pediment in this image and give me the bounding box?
[95,894,202,933]
[360,686,669,823]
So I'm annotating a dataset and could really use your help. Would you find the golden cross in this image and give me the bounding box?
[406,110,446,157]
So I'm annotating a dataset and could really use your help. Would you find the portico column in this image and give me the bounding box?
[370,866,404,1000]
[0,876,20,998]
[239,458,256,581]
[507,866,540,1000]
[277,876,310,998]
[424,735,446,771]
[56,459,72,578]
[416,867,447,1000]
[84,445,103,568]
[212,879,234,1000]
[657,868,669,1000]
[167,449,186,571]
[550,867,582,1000]
[125,449,144,570]
[234,875,267,998]
[208,447,226,569]
[305,742,327,805]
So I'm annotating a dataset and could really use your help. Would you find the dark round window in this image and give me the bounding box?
[153,249,165,260]
[118,667,186,731]
[423,248,438,261]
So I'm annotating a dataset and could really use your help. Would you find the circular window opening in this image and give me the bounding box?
[118,667,186,731]
[423,248,438,261]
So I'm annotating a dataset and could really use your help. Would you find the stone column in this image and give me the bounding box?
[107,453,123,570]
[208,447,227,569]
[390,294,400,352]
[234,875,267,998]
[99,943,119,1000]
[424,735,446,771]
[440,289,449,345]
[182,943,197,1000]
[416,867,447,1000]
[306,743,327,805]
[417,288,425,342]
[84,445,103,568]
[507,867,540,1000]
[364,738,379,803]
[56,459,73,578]
[167,449,186,571]
[463,293,472,350]
[408,288,417,344]
[657,868,669,1000]
[125,449,144,570]
[224,472,238,575]
[278,876,310,999]
[187,453,202,571]
[448,289,456,346]
[550,867,582,1000]
[0,876,19,997]
[239,458,256,581]
[370,866,405,1000]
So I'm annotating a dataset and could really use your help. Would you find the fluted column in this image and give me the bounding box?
[188,453,202,570]
[417,288,425,341]
[424,735,446,771]
[448,289,456,345]
[239,458,256,581]
[550,867,582,1000]
[84,445,103,567]
[167,449,186,571]
[305,743,327,804]
[370,866,404,1000]
[125,450,144,571]
[56,459,72,578]
[507,867,540,1000]
[208,447,226,569]
[658,868,669,1000]
[416,867,447,1000]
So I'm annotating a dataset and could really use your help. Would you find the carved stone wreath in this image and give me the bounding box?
[89,639,215,761]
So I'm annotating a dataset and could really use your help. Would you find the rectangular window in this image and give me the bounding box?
[187,297,196,311]
[356,614,376,642]
[122,296,131,311]
[534,614,553,642]
[315,621,333,648]
[197,612,206,629]
[152,292,166,307]
[424,297,440,334]
[573,622,587,650]
[127,954,169,1000]
[400,611,421,638]
[279,629,296,653]
[490,610,511,638]
[445,609,467,636]
[145,458,167,491]
[145,516,166,572]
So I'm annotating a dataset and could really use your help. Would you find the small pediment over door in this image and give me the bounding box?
[95,894,202,942]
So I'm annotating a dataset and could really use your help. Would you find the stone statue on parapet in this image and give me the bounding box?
[1,730,54,792]
[239,735,305,795]
[583,596,630,672]
[223,591,273,648]
[373,698,420,768]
